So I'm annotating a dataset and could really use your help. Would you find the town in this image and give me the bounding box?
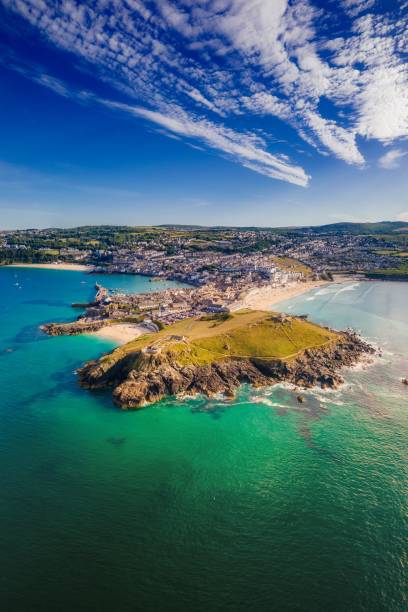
[1,222,408,281]
[43,252,306,332]
[5,221,402,333]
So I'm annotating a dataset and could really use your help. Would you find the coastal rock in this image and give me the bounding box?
[42,320,107,336]
[77,331,375,410]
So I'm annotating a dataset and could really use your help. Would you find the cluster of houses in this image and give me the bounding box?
[94,250,301,288]
[85,254,304,325]
[275,234,401,273]
[1,226,404,276]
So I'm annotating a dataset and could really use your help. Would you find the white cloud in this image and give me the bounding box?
[2,0,407,180]
[185,88,222,114]
[241,92,291,120]
[332,13,408,144]
[356,65,408,142]
[103,99,310,186]
[2,54,309,185]
[342,0,376,18]
[397,211,408,222]
[305,112,365,165]
[378,149,407,169]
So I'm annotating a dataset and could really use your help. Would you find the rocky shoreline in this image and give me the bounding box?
[43,320,107,336]
[40,281,377,410]
[41,283,112,336]
[77,330,375,409]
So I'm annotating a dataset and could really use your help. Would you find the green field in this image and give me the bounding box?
[366,267,408,280]
[101,310,339,369]
[372,249,408,257]
[271,256,312,276]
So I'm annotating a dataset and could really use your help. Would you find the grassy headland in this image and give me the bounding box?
[97,310,337,367]
[78,310,373,408]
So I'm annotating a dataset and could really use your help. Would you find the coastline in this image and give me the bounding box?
[78,316,375,409]
[90,323,149,345]
[7,262,93,272]
[233,280,328,311]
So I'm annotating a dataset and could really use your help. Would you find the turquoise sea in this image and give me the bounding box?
[0,268,407,612]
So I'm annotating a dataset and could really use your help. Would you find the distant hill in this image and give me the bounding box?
[292,221,408,235]
[159,221,408,235]
[4,221,408,235]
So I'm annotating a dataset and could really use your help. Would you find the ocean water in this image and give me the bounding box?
[0,270,407,612]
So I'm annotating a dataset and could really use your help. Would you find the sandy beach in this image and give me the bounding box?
[232,280,327,311]
[91,323,150,345]
[7,262,93,272]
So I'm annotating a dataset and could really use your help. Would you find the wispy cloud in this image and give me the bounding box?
[378,149,407,169]
[0,56,309,186]
[1,0,407,182]
[103,99,309,186]
[342,0,376,18]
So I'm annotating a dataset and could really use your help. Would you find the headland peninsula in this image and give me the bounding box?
[7,223,389,408]
[77,310,374,409]
[42,280,375,409]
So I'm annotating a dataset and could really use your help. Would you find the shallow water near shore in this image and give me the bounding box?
[0,270,407,611]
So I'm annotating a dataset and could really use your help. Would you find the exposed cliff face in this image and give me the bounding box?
[77,332,375,409]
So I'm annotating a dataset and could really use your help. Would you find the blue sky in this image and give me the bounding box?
[0,0,407,229]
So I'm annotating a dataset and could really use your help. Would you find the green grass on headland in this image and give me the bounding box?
[100,310,340,368]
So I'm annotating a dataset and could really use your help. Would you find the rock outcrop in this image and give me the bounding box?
[77,331,375,409]
[42,320,107,336]
[41,283,113,336]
